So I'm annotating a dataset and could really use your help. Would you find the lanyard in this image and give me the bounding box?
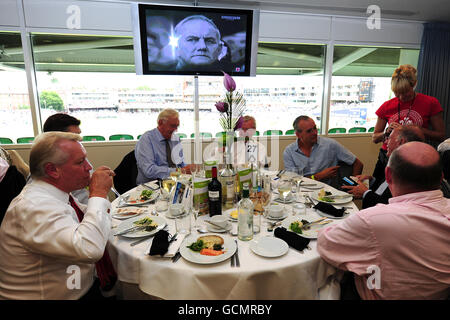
[397,93,416,124]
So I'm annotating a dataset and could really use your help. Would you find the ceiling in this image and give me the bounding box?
[196,0,450,22]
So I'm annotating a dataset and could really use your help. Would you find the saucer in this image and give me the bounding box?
[266,212,288,221]
[165,209,187,219]
[206,222,232,233]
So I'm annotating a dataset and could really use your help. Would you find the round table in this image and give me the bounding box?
[107,177,357,300]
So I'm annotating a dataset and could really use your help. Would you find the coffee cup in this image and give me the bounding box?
[210,215,228,229]
[268,204,283,218]
[169,203,184,216]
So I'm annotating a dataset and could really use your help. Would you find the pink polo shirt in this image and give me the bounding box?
[317,190,450,300]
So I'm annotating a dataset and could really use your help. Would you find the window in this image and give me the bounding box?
[329,46,419,132]
[0,31,33,143]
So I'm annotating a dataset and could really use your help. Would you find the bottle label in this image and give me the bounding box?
[226,181,234,200]
[208,191,220,201]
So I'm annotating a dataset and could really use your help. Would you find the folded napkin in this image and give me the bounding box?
[149,230,170,256]
[147,233,186,258]
[274,227,310,251]
[313,202,345,217]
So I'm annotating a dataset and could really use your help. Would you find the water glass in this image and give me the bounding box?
[175,212,191,234]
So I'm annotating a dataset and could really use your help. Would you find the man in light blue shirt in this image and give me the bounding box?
[135,109,192,184]
[283,116,363,185]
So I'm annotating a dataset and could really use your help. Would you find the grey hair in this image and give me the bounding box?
[157,108,179,124]
[174,15,221,39]
[293,115,312,132]
[30,131,82,179]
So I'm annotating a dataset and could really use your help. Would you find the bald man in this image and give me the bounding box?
[318,142,450,300]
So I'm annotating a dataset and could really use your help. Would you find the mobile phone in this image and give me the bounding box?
[342,176,358,186]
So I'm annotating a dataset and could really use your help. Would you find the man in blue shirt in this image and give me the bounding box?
[283,116,363,185]
[135,109,193,184]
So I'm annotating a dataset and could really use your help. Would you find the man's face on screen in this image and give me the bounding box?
[177,19,222,67]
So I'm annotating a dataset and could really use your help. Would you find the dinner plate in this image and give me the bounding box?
[281,216,331,239]
[115,215,166,238]
[316,210,350,220]
[311,190,353,204]
[250,237,289,258]
[180,234,236,264]
[122,190,160,206]
[224,208,240,221]
[112,207,147,220]
[206,222,232,233]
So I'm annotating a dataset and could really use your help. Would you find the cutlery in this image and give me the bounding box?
[234,239,240,267]
[302,220,332,230]
[301,217,326,229]
[114,225,147,236]
[172,251,182,263]
[230,250,235,267]
[111,187,121,198]
[326,194,352,199]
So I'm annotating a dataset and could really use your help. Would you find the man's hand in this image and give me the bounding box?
[89,166,114,199]
[341,181,368,199]
[355,174,373,182]
[316,166,340,180]
[181,164,194,174]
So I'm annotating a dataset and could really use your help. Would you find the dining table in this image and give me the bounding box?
[107,174,358,300]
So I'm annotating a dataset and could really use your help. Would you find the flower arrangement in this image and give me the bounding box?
[215,72,246,132]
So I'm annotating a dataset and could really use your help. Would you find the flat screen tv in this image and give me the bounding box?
[131,3,259,76]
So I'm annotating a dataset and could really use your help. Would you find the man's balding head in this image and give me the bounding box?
[386,141,442,195]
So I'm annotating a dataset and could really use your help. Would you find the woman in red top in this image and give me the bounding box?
[372,64,445,150]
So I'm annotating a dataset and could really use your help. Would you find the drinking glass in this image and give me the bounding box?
[278,179,292,210]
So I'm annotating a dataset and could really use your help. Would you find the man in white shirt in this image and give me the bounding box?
[0,131,114,300]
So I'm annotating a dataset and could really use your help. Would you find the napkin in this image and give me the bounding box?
[149,230,170,256]
[274,227,310,251]
[313,202,345,217]
[147,233,186,258]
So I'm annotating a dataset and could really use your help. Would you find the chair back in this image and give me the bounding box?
[16,137,34,144]
[175,133,187,139]
[328,128,346,134]
[263,130,282,136]
[368,127,375,133]
[109,134,134,141]
[0,165,26,224]
[349,127,367,133]
[190,132,212,138]
[113,150,138,195]
[82,135,106,141]
[0,137,13,145]
[285,129,295,135]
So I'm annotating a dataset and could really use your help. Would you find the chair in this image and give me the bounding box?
[175,133,187,139]
[368,127,375,133]
[113,150,138,195]
[109,134,134,141]
[137,134,142,140]
[285,129,295,135]
[0,137,13,144]
[263,130,283,136]
[16,137,34,144]
[348,127,367,133]
[328,128,346,134]
[190,132,212,138]
[82,135,106,142]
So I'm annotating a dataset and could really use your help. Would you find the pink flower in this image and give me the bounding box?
[223,72,236,92]
[234,116,244,130]
[215,101,228,113]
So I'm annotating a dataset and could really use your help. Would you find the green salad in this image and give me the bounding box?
[133,217,157,231]
[290,219,310,234]
[140,189,153,200]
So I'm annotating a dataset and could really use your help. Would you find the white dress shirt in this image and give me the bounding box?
[0,179,111,300]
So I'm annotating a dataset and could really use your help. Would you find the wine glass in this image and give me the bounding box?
[278,179,292,210]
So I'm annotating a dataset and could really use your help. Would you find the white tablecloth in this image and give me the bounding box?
[108,178,356,300]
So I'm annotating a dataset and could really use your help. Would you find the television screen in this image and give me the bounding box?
[131,4,259,76]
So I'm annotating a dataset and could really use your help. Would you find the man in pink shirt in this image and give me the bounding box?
[317,141,450,300]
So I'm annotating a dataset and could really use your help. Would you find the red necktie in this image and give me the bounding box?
[69,195,117,290]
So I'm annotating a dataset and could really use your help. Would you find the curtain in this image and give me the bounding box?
[416,22,450,140]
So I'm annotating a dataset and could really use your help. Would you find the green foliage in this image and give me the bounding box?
[39,91,64,111]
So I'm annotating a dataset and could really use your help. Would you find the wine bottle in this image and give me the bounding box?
[219,163,235,210]
[208,166,222,217]
[238,182,254,241]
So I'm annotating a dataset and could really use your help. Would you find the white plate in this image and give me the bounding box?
[122,190,160,206]
[281,216,331,239]
[112,207,147,220]
[180,234,236,264]
[165,208,187,219]
[299,182,323,190]
[311,190,353,204]
[250,237,288,258]
[316,210,349,220]
[115,215,166,238]
[274,195,294,204]
[206,221,232,233]
[224,208,240,221]
[266,211,288,221]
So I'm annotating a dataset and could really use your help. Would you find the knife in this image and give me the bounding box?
[205,220,226,229]
[114,225,147,236]
[326,194,353,199]
[234,239,240,267]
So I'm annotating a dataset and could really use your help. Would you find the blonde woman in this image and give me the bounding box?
[372,64,445,148]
